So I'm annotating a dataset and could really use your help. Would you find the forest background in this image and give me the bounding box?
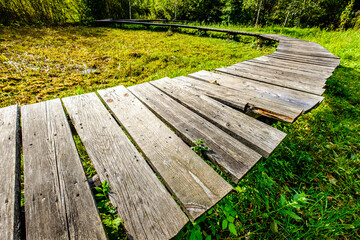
[1,0,360,29]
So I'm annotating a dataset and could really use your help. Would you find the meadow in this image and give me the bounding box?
[0,25,359,239]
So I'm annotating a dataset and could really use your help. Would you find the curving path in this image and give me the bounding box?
[0,22,340,239]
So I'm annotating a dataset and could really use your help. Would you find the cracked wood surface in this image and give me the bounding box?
[151,77,286,158]
[128,81,262,183]
[99,86,233,221]
[188,70,324,112]
[0,105,21,240]
[63,93,188,239]
[22,99,107,240]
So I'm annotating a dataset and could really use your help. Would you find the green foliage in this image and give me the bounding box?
[191,139,209,158]
[95,180,126,239]
[0,26,270,108]
[175,25,360,239]
[1,0,359,28]
[1,25,359,238]
[340,0,356,30]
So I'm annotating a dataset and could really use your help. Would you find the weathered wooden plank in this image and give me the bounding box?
[259,34,299,41]
[268,52,340,68]
[240,60,329,80]
[174,76,303,122]
[276,47,339,59]
[98,86,233,220]
[134,82,266,181]
[231,62,328,85]
[188,70,324,112]
[251,56,335,75]
[277,41,331,52]
[278,41,337,53]
[0,105,21,240]
[22,99,107,240]
[151,77,287,158]
[126,81,262,183]
[271,51,341,65]
[247,58,334,79]
[277,43,330,53]
[215,66,325,96]
[226,64,327,88]
[62,93,188,239]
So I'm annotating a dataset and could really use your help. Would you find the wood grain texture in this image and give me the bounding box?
[232,62,327,85]
[276,46,339,59]
[240,60,329,80]
[277,41,339,58]
[251,56,335,76]
[268,52,340,68]
[98,86,233,220]
[0,105,21,240]
[22,99,107,240]
[174,76,303,123]
[215,66,325,96]
[127,81,262,184]
[271,50,341,63]
[151,77,286,158]
[188,70,324,112]
[62,93,189,239]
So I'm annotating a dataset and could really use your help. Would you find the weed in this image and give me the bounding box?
[1,25,359,239]
[191,139,209,158]
[95,180,126,239]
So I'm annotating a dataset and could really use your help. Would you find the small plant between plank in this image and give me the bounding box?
[191,139,209,158]
[95,180,125,239]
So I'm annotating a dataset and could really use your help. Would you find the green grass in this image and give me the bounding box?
[175,25,360,239]
[1,25,359,239]
[0,26,273,108]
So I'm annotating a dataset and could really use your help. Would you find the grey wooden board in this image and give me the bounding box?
[247,58,334,79]
[98,86,233,221]
[0,105,21,240]
[240,60,330,80]
[174,76,303,123]
[278,41,330,51]
[231,62,327,85]
[225,64,327,88]
[62,93,188,239]
[22,99,107,240]
[127,81,262,183]
[215,66,325,96]
[278,41,337,54]
[276,46,339,59]
[252,56,335,75]
[260,34,300,41]
[268,52,340,68]
[277,43,330,53]
[188,70,324,112]
[271,51,341,66]
[151,77,286,158]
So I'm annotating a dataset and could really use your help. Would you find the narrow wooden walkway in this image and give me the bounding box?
[0,21,340,239]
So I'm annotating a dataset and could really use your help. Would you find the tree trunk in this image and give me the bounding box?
[129,0,132,19]
[255,0,262,26]
[174,0,177,20]
[283,10,290,27]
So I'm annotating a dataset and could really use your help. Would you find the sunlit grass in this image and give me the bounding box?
[0,26,273,108]
[1,25,359,239]
[175,25,360,239]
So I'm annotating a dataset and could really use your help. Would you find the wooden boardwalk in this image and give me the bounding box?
[0,21,340,239]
